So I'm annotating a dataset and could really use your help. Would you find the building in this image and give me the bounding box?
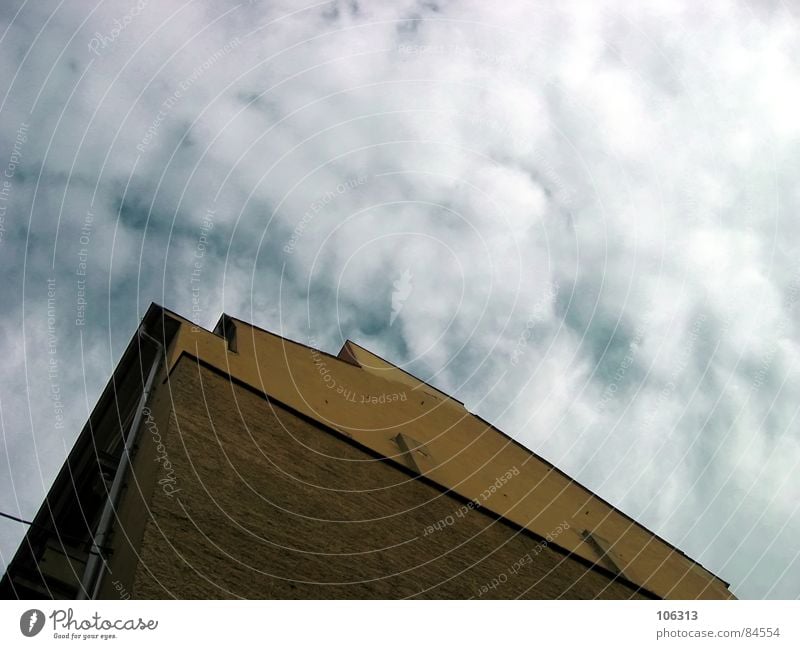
[1,304,735,599]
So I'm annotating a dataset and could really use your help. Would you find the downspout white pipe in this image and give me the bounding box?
[78,328,162,599]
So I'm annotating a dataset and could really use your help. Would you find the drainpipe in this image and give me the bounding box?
[77,328,163,599]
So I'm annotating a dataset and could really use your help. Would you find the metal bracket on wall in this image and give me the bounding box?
[581,529,626,578]
[392,433,433,475]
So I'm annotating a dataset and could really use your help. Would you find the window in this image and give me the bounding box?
[213,315,238,353]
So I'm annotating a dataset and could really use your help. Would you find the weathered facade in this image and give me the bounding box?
[1,305,734,599]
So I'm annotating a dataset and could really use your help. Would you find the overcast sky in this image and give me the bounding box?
[1,0,799,599]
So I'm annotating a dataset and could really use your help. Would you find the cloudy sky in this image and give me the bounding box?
[1,0,799,599]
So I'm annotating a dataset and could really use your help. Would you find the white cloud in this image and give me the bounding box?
[0,0,799,598]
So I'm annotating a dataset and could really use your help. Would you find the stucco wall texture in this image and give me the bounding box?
[122,357,646,599]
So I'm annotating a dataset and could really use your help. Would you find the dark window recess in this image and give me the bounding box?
[213,315,238,353]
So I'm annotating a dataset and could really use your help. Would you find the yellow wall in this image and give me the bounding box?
[159,311,733,599]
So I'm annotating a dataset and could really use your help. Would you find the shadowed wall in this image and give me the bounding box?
[113,356,648,599]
